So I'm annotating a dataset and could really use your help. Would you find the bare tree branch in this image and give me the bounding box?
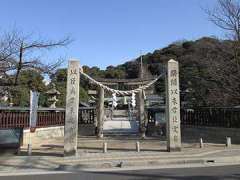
[205,0,240,41]
[0,28,72,87]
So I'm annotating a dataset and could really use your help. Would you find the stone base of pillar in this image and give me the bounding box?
[64,149,77,157]
[139,119,146,139]
[98,133,104,139]
[167,147,181,152]
[139,131,146,139]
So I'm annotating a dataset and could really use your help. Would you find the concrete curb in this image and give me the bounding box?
[0,149,226,164]
[56,155,240,171]
[1,149,240,172]
[75,159,204,169]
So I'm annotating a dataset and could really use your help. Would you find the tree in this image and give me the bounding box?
[8,70,47,106]
[203,0,240,106]
[205,0,240,41]
[205,0,240,70]
[105,66,125,79]
[0,29,71,87]
[106,37,240,106]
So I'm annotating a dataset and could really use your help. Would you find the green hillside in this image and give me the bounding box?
[74,37,239,107]
[5,37,239,107]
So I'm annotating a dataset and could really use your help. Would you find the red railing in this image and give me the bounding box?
[0,107,95,128]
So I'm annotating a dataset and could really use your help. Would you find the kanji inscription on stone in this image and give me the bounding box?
[64,60,80,156]
[166,59,181,152]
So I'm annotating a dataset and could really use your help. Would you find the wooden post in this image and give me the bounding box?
[97,87,104,138]
[166,59,181,152]
[138,89,146,138]
[64,60,80,156]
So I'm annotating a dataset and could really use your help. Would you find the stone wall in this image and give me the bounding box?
[181,126,240,144]
[22,124,240,144]
[0,129,22,154]
[23,126,64,144]
[146,125,240,144]
[23,125,96,144]
[78,124,96,136]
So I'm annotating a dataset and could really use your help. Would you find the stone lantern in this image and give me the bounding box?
[47,84,60,108]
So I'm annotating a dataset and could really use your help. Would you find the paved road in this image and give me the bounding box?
[0,165,240,180]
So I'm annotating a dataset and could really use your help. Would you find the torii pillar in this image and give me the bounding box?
[166,59,181,152]
[138,89,146,138]
[97,87,104,138]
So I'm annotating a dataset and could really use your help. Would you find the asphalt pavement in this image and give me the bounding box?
[0,165,240,180]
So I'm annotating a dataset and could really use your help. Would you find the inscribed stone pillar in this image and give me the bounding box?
[97,87,104,138]
[64,60,80,156]
[166,59,181,152]
[138,89,146,138]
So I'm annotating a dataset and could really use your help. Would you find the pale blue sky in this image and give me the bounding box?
[0,0,223,69]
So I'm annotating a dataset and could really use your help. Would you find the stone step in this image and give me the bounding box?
[112,110,128,117]
[103,132,139,136]
[107,117,137,121]
[105,109,138,119]
[103,120,139,134]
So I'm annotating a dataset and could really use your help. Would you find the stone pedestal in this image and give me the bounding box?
[64,60,80,156]
[166,59,181,152]
[97,87,104,138]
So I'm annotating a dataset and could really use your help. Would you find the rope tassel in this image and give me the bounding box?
[131,92,136,108]
[112,93,118,108]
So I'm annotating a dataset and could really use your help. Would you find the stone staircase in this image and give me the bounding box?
[103,109,139,135]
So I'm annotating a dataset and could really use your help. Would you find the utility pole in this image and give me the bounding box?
[140,50,143,80]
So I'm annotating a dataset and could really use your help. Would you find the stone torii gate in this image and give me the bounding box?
[64,59,181,156]
[94,76,156,139]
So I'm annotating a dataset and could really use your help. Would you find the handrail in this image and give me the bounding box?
[0,106,96,111]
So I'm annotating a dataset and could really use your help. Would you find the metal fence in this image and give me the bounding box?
[147,107,240,128]
[181,108,240,128]
[0,107,96,128]
[1,107,240,129]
